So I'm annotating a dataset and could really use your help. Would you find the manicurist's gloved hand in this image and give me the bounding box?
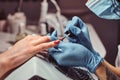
[49,26,103,73]
[64,16,95,53]
[48,41,103,73]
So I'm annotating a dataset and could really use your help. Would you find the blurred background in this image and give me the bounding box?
[0,0,120,66]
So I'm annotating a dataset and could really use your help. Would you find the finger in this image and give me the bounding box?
[51,30,57,37]
[64,20,72,33]
[25,35,42,41]
[71,17,91,43]
[34,40,60,51]
[69,25,82,36]
[72,16,79,25]
[32,36,51,45]
[65,25,81,41]
[72,16,84,29]
[50,30,58,41]
[64,16,82,34]
[72,17,89,34]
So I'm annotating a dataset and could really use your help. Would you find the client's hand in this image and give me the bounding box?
[0,35,60,77]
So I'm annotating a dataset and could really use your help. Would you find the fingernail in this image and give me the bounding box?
[54,40,60,44]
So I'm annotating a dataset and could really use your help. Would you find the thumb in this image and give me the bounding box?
[50,30,58,41]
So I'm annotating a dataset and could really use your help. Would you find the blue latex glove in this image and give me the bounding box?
[64,16,95,53]
[48,42,103,73]
[49,30,58,41]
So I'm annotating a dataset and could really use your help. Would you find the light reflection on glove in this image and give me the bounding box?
[48,42,103,73]
[64,16,95,53]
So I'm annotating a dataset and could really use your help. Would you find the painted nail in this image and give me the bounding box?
[54,40,60,44]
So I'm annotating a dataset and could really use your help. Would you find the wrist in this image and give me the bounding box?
[95,60,107,80]
[89,54,103,73]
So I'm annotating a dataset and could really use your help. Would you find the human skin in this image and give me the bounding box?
[0,35,60,78]
[95,60,120,80]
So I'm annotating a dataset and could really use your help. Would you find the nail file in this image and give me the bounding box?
[59,33,71,41]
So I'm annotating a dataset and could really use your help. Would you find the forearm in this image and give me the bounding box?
[95,60,120,80]
[103,60,120,77]
[0,50,33,78]
[95,62,107,80]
